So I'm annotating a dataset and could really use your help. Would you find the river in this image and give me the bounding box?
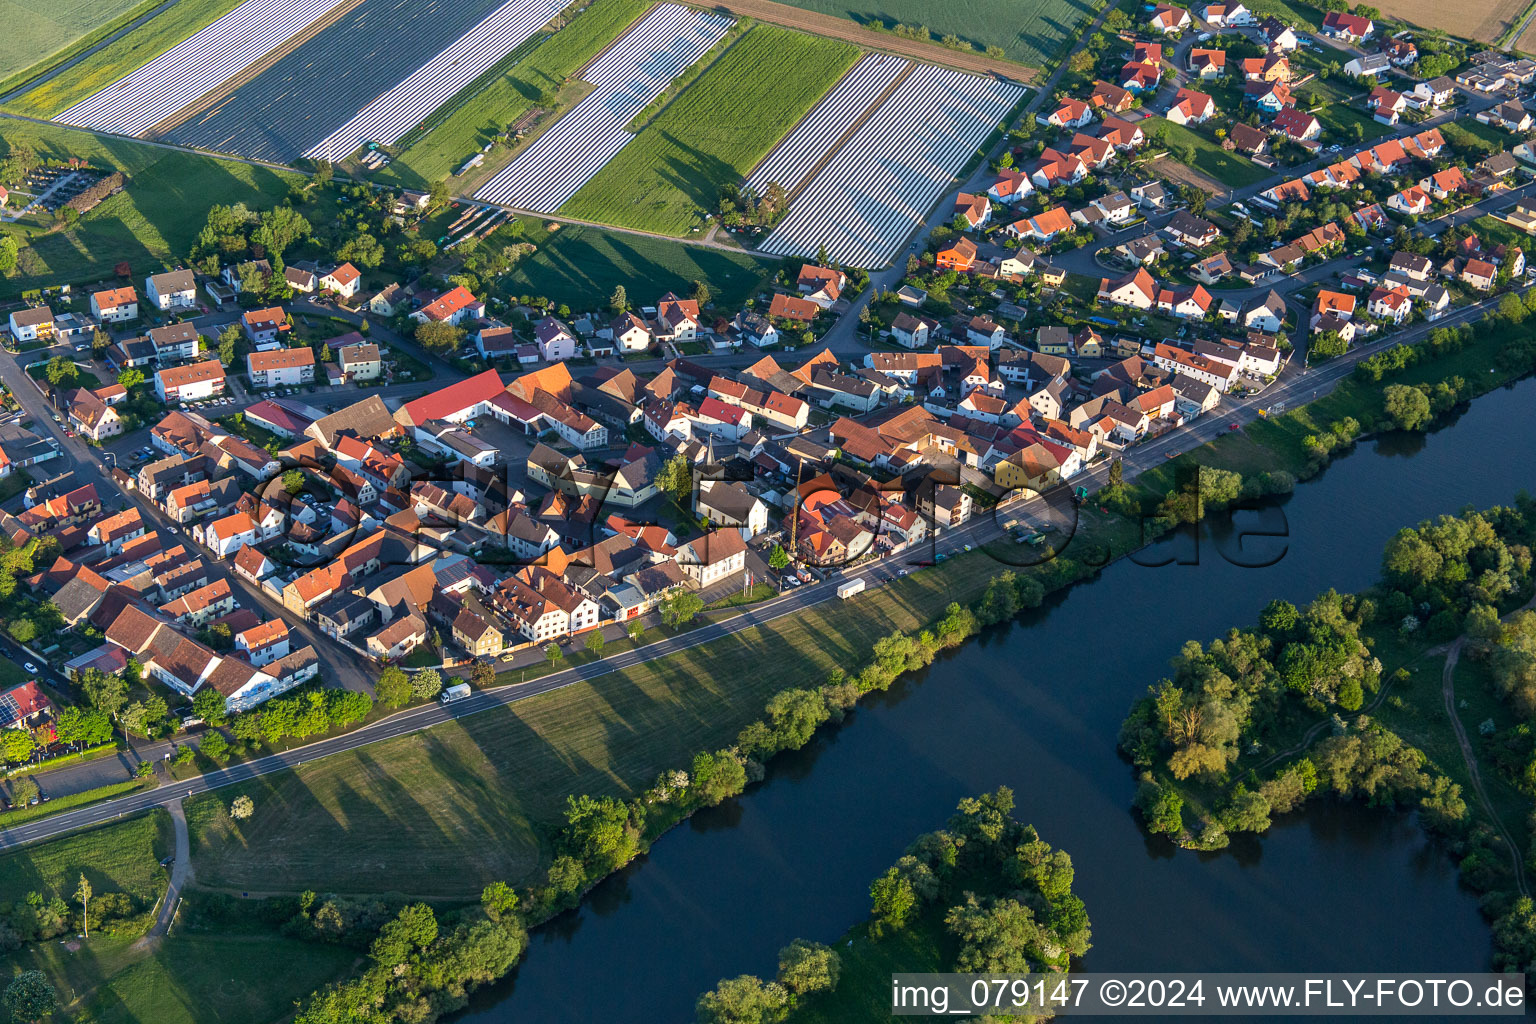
[461,377,1536,1022]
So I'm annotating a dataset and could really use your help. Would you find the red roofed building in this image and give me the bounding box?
[411,285,484,325]
[395,369,505,427]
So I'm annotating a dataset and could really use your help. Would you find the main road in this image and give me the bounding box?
[0,279,1515,853]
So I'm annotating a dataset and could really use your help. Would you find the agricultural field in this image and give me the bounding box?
[0,0,151,83]
[760,62,1022,267]
[374,0,653,190]
[764,0,1093,68]
[1375,0,1528,41]
[5,0,245,119]
[53,0,352,135]
[303,0,568,161]
[0,121,299,299]
[499,223,779,309]
[559,25,861,235]
[475,3,735,210]
[162,0,509,162]
[747,51,906,195]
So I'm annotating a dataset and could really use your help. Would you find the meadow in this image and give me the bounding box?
[0,812,168,907]
[765,0,1093,68]
[5,0,245,118]
[377,0,653,190]
[499,222,779,308]
[180,510,1138,899]
[0,0,157,86]
[0,121,298,298]
[559,24,860,235]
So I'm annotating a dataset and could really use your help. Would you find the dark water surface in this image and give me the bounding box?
[462,377,1536,1022]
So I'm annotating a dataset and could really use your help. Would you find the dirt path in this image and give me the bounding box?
[684,0,1038,83]
[140,796,191,944]
[1441,637,1529,896]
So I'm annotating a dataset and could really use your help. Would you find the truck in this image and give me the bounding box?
[836,578,866,600]
[440,683,472,704]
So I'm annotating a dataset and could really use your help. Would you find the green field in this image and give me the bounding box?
[560,25,860,235]
[769,0,1094,67]
[0,121,298,299]
[6,0,245,118]
[1154,118,1272,189]
[2,927,358,1024]
[0,0,156,85]
[500,222,779,308]
[0,811,169,907]
[377,0,654,190]
[181,513,1137,899]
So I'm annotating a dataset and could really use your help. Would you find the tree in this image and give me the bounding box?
[200,731,230,761]
[76,873,92,939]
[768,545,790,571]
[869,868,916,936]
[610,285,628,312]
[192,686,228,726]
[627,620,644,642]
[230,795,255,820]
[375,665,412,707]
[1,730,33,764]
[54,706,111,747]
[776,939,840,995]
[252,206,312,257]
[545,642,563,665]
[470,660,496,690]
[10,777,38,807]
[116,367,145,389]
[7,618,34,643]
[337,232,384,269]
[586,631,605,656]
[655,454,693,505]
[1310,330,1348,361]
[0,237,19,275]
[411,668,442,700]
[3,971,56,1023]
[282,469,306,495]
[695,975,790,1024]
[119,696,167,737]
[481,880,519,920]
[415,319,464,354]
[217,323,241,366]
[1383,384,1432,430]
[44,355,77,389]
[692,280,711,306]
[661,591,705,627]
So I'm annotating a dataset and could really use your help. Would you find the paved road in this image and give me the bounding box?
[2,278,1516,853]
[146,797,190,938]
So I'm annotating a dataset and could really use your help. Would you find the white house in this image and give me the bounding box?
[145,269,197,310]
[7,306,53,343]
[320,263,361,299]
[535,316,577,361]
[90,286,137,323]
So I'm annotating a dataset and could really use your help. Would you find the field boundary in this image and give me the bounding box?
[679,0,1038,82]
[142,0,373,140]
[784,59,911,201]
